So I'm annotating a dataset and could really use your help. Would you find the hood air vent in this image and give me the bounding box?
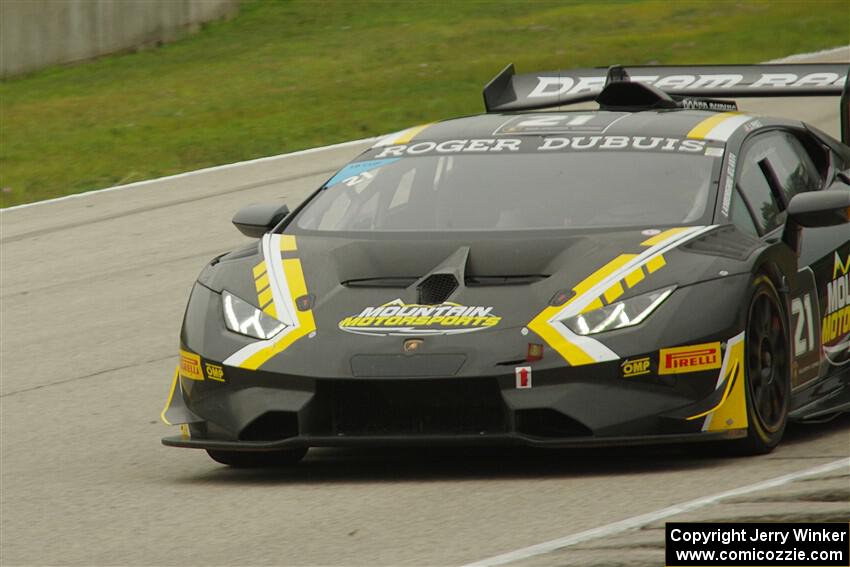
[418,274,458,305]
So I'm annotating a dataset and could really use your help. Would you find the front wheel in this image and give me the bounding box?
[206,447,308,468]
[738,275,791,454]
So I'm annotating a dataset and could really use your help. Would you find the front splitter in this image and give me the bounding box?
[163,428,746,452]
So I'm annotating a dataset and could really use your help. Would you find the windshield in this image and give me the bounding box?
[295,148,720,232]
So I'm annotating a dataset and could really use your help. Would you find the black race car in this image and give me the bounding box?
[162,63,850,466]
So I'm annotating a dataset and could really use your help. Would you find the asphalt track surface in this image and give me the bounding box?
[2,48,849,566]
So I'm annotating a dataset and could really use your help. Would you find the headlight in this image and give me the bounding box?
[222,291,286,339]
[560,286,675,335]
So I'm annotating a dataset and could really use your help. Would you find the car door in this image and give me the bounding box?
[729,128,848,389]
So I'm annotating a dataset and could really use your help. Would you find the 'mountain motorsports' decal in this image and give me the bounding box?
[339,299,501,336]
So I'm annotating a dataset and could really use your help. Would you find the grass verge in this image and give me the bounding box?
[1,0,848,206]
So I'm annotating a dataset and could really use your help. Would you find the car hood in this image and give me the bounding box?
[197,225,762,374]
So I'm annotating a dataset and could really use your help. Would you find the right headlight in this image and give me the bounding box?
[559,285,675,335]
[221,291,286,339]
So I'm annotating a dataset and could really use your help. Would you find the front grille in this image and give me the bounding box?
[314,379,507,436]
[418,273,458,305]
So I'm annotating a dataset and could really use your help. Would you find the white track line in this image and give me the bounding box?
[0,136,377,213]
[767,45,849,63]
[461,457,850,567]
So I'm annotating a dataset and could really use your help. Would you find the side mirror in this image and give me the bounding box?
[782,187,850,254]
[786,187,850,228]
[232,203,291,238]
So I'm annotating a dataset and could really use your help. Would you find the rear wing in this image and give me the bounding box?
[483,63,850,144]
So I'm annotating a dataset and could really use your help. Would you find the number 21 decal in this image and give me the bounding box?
[791,293,815,357]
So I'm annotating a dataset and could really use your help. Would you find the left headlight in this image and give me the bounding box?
[559,286,675,336]
[222,291,286,339]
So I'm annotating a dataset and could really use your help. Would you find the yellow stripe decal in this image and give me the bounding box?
[160,367,180,425]
[641,227,688,247]
[687,112,739,140]
[527,310,597,366]
[392,123,434,144]
[624,267,645,288]
[580,297,604,314]
[263,303,278,319]
[257,287,273,308]
[252,262,267,279]
[280,234,298,252]
[254,272,269,291]
[703,335,748,431]
[687,361,739,421]
[526,227,712,366]
[573,255,636,297]
[646,255,666,273]
[603,282,624,304]
[528,254,636,365]
[240,257,316,370]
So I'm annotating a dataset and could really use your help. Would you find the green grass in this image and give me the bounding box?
[1,0,848,206]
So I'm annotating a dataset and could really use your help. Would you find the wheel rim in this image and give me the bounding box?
[746,290,789,433]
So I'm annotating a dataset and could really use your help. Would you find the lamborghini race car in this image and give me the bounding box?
[163,63,850,466]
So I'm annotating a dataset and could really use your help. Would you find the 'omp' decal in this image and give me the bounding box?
[659,342,722,374]
[823,251,850,366]
[339,299,500,337]
[621,356,651,378]
[687,332,748,432]
[223,234,316,370]
[204,362,225,382]
[528,225,717,366]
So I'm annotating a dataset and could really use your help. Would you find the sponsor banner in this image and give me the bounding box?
[823,251,850,366]
[659,342,722,374]
[339,299,501,337]
[179,350,203,381]
[370,136,721,158]
[528,71,847,100]
[665,522,849,566]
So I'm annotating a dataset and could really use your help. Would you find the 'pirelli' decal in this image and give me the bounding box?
[659,342,722,374]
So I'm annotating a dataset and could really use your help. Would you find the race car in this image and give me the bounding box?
[162,62,850,466]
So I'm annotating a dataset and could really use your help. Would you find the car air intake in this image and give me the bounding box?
[515,409,593,438]
[238,411,299,441]
[418,273,458,305]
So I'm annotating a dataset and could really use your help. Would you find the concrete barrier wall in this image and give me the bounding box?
[0,0,237,78]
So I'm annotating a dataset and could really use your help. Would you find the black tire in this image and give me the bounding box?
[738,275,791,454]
[206,447,308,468]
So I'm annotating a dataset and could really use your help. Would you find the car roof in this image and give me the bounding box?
[382,109,773,145]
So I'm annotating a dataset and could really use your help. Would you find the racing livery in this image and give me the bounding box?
[162,63,850,466]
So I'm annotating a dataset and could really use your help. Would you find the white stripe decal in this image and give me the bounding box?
[536,225,717,364]
[551,226,716,322]
[266,234,296,326]
[557,328,618,362]
[703,114,752,142]
[702,331,745,431]
[222,234,302,367]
